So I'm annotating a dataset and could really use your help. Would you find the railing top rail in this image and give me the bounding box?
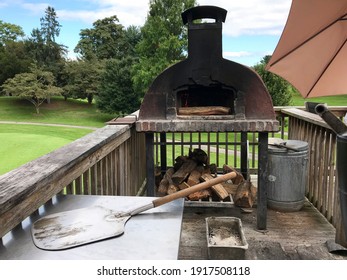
[0,124,131,216]
[0,110,140,213]
[281,108,332,130]
[276,106,347,117]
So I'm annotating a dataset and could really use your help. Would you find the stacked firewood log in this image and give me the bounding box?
[156,148,257,208]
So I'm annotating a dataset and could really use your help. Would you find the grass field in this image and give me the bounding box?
[290,90,347,106]
[0,96,112,175]
[0,124,93,175]
[0,96,114,127]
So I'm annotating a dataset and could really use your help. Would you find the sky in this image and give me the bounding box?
[0,0,292,66]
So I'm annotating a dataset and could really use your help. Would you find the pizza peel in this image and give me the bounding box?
[31,172,236,250]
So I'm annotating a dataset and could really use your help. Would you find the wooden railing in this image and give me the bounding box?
[280,107,347,245]
[0,113,146,238]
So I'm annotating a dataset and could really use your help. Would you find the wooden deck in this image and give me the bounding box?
[178,201,347,260]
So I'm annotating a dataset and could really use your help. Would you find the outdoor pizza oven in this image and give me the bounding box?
[136,5,279,133]
[136,6,277,230]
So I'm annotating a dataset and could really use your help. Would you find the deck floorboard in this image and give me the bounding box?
[178,201,347,260]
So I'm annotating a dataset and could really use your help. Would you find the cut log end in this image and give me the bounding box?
[234,180,257,208]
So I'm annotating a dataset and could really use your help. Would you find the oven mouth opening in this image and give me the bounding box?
[176,85,235,119]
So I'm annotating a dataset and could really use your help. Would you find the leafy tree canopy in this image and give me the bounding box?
[40,6,61,43]
[124,25,142,57]
[132,0,196,96]
[63,60,105,104]
[0,20,25,45]
[0,41,32,85]
[2,65,63,114]
[74,16,131,60]
[97,57,140,115]
[27,6,67,77]
[253,55,292,106]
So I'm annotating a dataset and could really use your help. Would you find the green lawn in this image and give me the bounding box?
[0,96,115,127]
[0,124,93,175]
[0,96,111,175]
[290,90,347,106]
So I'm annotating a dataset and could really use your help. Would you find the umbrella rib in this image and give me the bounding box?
[269,13,347,68]
[305,37,347,98]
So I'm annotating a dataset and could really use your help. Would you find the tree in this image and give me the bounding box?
[97,57,140,114]
[72,17,141,108]
[0,20,25,45]
[0,41,32,85]
[74,16,129,60]
[253,55,292,106]
[63,60,104,104]
[2,65,63,114]
[132,0,196,96]
[0,21,31,86]
[27,6,67,82]
[124,25,142,57]
[40,6,61,43]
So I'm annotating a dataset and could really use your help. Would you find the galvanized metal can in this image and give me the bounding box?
[267,140,309,212]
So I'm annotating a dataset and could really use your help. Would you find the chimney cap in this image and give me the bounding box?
[181,6,227,25]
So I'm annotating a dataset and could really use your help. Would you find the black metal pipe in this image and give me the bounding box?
[337,134,347,242]
[315,104,347,135]
[315,104,347,243]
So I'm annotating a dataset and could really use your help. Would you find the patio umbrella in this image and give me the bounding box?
[266,0,347,98]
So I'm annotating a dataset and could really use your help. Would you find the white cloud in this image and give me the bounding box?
[198,0,291,36]
[17,0,291,35]
[58,8,146,27]
[21,2,50,15]
[57,0,148,27]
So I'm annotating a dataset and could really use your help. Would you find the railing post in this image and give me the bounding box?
[160,133,167,175]
[257,132,268,230]
[145,133,155,196]
[241,132,248,179]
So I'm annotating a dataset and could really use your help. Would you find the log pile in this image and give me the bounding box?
[156,148,257,208]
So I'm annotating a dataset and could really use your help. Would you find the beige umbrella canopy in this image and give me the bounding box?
[266,0,347,98]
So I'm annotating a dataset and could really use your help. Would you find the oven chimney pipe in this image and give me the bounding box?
[182,6,226,62]
[181,6,226,86]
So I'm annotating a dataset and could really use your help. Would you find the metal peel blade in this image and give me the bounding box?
[31,206,131,250]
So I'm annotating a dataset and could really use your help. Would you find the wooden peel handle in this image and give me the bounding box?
[152,172,237,208]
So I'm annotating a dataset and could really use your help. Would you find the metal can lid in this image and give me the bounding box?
[268,139,308,153]
[285,140,309,151]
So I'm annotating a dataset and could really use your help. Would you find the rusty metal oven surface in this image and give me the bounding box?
[0,195,184,260]
[136,6,278,133]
